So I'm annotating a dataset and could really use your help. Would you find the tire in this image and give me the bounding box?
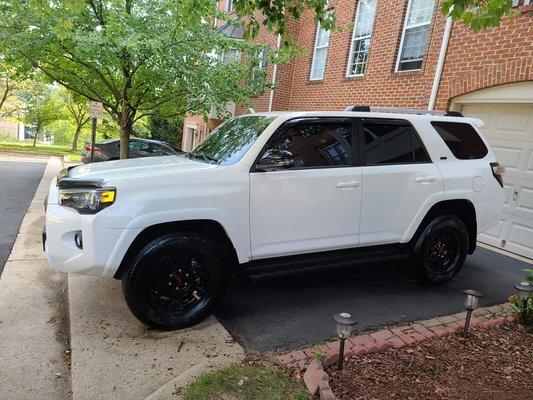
[412,215,469,284]
[122,232,229,330]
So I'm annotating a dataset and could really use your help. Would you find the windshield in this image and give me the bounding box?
[189,115,275,165]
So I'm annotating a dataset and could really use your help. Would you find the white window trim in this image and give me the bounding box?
[395,0,434,73]
[225,0,234,12]
[346,0,378,77]
[310,23,331,81]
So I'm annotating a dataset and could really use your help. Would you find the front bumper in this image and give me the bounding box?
[44,203,126,277]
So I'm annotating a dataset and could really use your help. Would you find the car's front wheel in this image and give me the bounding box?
[413,215,469,283]
[122,232,228,330]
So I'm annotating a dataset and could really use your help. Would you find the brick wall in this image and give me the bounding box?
[186,0,532,145]
[248,0,533,112]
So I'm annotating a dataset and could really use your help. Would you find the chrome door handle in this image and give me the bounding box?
[415,175,436,183]
[336,181,360,188]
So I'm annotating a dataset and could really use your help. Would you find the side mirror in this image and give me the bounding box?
[256,149,295,171]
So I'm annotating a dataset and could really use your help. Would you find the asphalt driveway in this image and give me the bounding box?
[215,246,530,352]
[0,160,46,275]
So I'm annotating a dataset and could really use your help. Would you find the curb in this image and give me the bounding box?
[278,303,517,399]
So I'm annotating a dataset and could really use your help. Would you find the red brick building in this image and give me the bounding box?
[183,0,533,258]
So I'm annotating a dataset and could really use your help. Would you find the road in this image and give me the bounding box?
[215,246,529,352]
[0,160,46,275]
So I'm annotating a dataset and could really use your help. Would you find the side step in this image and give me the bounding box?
[242,244,409,281]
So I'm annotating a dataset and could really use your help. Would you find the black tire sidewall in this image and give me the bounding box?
[415,216,469,283]
[122,232,228,330]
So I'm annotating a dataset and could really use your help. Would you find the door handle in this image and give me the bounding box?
[336,181,360,188]
[415,175,436,183]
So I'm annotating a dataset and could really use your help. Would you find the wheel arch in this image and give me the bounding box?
[410,199,477,254]
[113,219,240,279]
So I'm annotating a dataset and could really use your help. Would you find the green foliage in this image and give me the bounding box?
[441,0,516,31]
[183,363,310,400]
[0,0,266,157]
[524,269,533,284]
[148,115,183,148]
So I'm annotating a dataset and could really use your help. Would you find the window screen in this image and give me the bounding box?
[363,120,430,165]
[268,120,351,168]
[431,121,488,159]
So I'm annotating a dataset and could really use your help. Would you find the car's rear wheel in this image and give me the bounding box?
[122,232,228,330]
[413,216,468,283]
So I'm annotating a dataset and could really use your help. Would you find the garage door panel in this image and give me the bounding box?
[462,102,533,260]
[491,145,521,170]
[518,187,533,210]
[506,223,533,259]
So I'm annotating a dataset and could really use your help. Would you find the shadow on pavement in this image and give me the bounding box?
[214,247,529,352]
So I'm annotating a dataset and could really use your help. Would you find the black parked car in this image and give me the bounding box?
[82,138,181,163]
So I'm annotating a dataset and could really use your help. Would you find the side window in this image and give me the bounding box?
[268,120,351,168]
[363,120,430,165]
[431,121,488,159]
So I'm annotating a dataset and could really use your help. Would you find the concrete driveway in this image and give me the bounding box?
[0,158,46,275]
[215,246,531,352]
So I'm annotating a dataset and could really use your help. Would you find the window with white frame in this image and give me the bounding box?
[346,0,378,77]
[226,0,234,12]
[310,23,331,80]
[396,0,435,72]
[221,48,239,64]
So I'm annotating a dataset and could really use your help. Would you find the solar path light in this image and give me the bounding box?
[332,312,357,370]
[462,289,482,338]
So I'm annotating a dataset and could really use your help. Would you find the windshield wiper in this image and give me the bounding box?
[187,153,218,164]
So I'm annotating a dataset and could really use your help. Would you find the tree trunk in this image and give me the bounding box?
[119,114,133,159]
[32,124,40,147]
[71,126,82,152]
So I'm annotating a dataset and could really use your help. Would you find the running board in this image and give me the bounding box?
[242,244,408,281]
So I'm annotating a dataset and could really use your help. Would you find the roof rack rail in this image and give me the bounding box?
[344,106,463,117]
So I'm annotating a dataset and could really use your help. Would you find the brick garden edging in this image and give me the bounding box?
[277,303,516,399]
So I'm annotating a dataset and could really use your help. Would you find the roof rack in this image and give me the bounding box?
[344,106,463,117]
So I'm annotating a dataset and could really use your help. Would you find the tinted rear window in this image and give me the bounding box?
[363,120,430,165]
[431,121,488,159]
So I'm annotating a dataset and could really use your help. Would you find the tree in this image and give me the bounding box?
[18,82,65,146]
[234,0,516,40]
[148,115,183,148]
[1,0,261,159]
[61,91,90,151]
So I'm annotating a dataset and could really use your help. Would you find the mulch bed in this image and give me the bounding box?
[329,323,532,400]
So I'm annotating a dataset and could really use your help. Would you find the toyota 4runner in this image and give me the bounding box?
[44,108,504,330]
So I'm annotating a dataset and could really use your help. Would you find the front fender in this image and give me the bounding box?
[102,208,249,277]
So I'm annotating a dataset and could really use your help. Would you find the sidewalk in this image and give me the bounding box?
[0,156,70,399]
[0,156,245,400]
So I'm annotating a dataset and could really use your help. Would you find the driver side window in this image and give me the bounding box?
[267,120,352,168]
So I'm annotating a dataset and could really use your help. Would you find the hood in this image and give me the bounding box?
[69,155,217,182]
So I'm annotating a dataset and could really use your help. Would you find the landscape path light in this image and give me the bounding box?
[462,289,482,338]
[332,312,357,370]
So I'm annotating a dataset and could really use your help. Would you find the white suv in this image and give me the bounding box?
[44,109,504,329]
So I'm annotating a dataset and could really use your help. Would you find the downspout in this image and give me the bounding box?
[428,16,453,110]
[268,33,283,112]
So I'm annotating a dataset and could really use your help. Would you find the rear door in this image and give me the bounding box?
[357,118,444,245]
[249,118,362,259]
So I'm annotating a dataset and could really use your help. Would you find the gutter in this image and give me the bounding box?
[268,33,283,112]
[428,17,453,110]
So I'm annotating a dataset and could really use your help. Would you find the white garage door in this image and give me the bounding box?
[462,103,533,259]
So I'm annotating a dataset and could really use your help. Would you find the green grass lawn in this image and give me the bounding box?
[183,363,310,400]
[0,142,81,162]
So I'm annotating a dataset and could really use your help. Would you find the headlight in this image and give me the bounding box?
[59,188,116,214]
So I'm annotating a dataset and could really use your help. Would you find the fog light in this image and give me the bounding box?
[74,231,83,249]
[462,289,482,338]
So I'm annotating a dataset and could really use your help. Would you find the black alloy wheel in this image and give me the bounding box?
[414,215,469,283]
[122,232,228,330]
